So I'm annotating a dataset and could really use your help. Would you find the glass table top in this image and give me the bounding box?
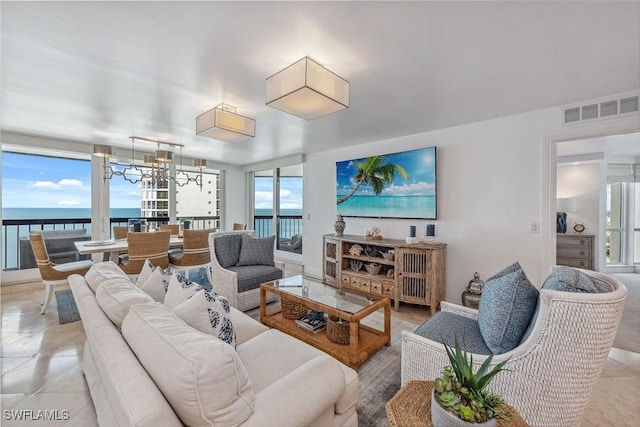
[267,275,378,315]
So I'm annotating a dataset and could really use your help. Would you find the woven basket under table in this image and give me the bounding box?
[281,297,307,319]
[327,316,350,345]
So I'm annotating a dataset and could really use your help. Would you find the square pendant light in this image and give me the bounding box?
[196,103,256,143]
[266,57,349,120]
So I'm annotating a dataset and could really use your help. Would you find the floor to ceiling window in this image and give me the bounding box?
[252,164,303,254]
[2,151,92,272]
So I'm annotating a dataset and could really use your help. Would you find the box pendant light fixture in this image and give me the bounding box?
[196,103,255,143]
[266,56,349,120]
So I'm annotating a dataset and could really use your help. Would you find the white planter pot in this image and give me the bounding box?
[431,391,497,427]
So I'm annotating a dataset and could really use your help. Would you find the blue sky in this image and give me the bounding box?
[254,176,303,211]
[336,146,436,197]
[2,152,141,208]
[3,152,303,211]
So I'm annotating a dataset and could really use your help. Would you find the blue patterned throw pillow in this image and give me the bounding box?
[172,289,236,348]
[478,262,539,354]
[236,234,275,266]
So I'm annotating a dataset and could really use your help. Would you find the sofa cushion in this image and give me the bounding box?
[229,306,269,345]
[413,311,491,355]
[85,261,128,293]
[172,289,236,347]
[237,328,357,414]
[542,266,614,293]
[163,273,206,309]
[214,233,243,268]
[96,277,154,328]
[237,234,276,266]
[122,302,254,427]
[138,266,172,303]
[477,262,539,354]
[227,265,283,293]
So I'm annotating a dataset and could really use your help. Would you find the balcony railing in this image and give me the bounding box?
[2,216,220,271]
[254,215,303,253]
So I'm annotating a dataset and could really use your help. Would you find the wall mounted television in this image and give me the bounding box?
[336,146,437,219]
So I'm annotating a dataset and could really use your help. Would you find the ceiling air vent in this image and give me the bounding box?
[562,94,639,125]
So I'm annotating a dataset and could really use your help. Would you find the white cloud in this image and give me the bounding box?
[58,179,83,187]
[57,200,80,206]
[383,181,435,195]
[28,178,84,190]
[29,181,60,189]
[280,189,293,199]
[255,191,273,202]
[281,202,302,209]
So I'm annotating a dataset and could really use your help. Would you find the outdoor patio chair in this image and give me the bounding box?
[29,232,93,314]
[232,223,247,230]
[160,224,180,235]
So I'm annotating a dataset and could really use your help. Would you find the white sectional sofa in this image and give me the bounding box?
[68,262,358,427]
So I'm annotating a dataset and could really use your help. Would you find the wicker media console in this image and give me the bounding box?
[322,234,446,314]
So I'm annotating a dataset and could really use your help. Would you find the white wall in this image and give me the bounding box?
[304,107,562,303]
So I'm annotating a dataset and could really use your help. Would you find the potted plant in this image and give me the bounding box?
[431,340,509,426]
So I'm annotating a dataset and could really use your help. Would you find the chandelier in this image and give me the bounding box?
[93,136,208,189]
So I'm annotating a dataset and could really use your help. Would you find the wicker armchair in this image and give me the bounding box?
[169,228,216,278]
[208,230,283,311]
[401,269,627,427]
[29,233,93,314]
[112,226,129,240]
[118,231,170,275]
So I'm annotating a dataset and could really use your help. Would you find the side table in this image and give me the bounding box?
[386,381,529,427]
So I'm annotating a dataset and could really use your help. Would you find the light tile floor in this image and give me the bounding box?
[1,283,639,426]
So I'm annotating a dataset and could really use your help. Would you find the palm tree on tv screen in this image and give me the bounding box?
[337,155,409,205]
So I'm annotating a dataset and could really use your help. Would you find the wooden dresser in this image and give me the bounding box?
[556,234,595,270]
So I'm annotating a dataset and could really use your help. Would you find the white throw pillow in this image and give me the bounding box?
[139,267,171,303]
[122,302,254,427]
[172,289,236,347]
[96,277,154,328]
[85,261,128,293]
[136,259,157,286]
[163,273,205,309]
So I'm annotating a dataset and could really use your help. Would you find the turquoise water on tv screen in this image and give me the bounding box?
[336,195,436,219]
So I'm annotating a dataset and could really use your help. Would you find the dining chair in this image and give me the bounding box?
[113,226,129,240]
[160,224,180,235]
[118,231,171,275]
[169,228,216,279]
[29,232,94,314]
[232,223,247,230]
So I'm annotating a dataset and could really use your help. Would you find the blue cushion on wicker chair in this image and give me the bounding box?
[213,234,242,268]
[477,262,539,354]
[413,311,491,355]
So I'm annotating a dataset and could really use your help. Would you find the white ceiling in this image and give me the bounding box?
[1,1,639,166]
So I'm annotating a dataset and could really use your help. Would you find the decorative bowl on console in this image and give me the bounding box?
[365,263,381,276]
[382,251,395,261]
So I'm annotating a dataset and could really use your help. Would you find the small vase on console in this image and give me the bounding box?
[334,214,346,236]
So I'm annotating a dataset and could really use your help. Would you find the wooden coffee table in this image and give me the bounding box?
[260,275,390,370]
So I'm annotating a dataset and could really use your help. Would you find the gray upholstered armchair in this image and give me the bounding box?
[401,267,627,427]
[208,230,283,311]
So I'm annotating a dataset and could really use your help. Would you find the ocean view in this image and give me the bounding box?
[2,207,142,220]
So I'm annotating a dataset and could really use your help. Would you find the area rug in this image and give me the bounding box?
[246,305,420,426]
[55,289,81,324]
[612,273,640,353]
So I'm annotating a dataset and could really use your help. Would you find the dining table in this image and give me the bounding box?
[75,236,184,262]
